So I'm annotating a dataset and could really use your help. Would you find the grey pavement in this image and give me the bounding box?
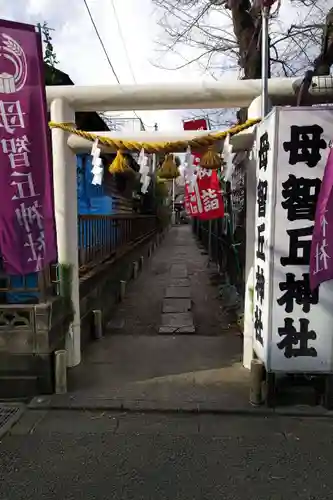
[1,410,333,499]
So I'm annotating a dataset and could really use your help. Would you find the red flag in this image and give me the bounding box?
[183,118,207,132]
[183,118,208,168]
[261,0,277,7]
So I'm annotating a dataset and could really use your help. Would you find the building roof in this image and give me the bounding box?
[44,64,110,132]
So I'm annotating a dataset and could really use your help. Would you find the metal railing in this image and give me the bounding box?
[0,214,157,303]
[192,217,244,292]
[78,214,156,270]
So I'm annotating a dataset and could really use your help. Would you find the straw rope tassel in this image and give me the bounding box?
[108,150,133,174]
[158,154,179,179]
[200,146,222,170]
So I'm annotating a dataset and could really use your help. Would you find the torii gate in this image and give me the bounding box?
[46,76,333,369]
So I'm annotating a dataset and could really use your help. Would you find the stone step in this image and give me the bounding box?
[162,298,191,313]
[159,312,195,334]
[165,286,191,298]
[169,278,190,287]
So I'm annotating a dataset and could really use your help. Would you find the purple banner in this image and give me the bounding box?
[310,148,333,291]
[0,20,56,274]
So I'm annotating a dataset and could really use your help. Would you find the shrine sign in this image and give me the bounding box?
[0,20,56,274]
[253,107,333,373]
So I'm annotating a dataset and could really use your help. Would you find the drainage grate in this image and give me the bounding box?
[0,405,23,438]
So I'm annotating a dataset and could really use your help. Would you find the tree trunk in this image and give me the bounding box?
[228,0,262,79]
[228,0,262,122]
[313,8,333,76]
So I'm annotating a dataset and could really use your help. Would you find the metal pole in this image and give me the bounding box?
[261,6,270,117]
[172,178,176,225]
[208,219,212,265]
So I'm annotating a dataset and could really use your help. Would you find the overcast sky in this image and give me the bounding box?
[0,0,212,131]
[0,0,324,132]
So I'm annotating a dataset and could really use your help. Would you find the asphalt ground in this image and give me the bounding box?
[1,410,333,500]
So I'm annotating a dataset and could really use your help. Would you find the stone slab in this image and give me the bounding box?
[159,325,196,334]
[161,312,194,328]
[107,318,125,329]
[165,287,191,298]
[170,278,190,287]
[162,298,191,313]
[170,264,188,279]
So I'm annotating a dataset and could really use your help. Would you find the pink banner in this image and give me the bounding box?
[0,20,56,274]
[310,148,333,290]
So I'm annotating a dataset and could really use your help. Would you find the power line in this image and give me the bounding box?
[82,0,147,130]
[109,0,157,130]
[109,0,137,83]
[83,0,120,84]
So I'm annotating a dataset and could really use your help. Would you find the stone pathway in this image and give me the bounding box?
[160,261,195,334]
[32,225,250,410]
[106,224,236,336]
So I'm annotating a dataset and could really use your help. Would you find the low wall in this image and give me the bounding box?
[0,228,161,400]
[79,228,158,348]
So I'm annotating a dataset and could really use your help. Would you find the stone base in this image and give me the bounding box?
[0,297,71,400]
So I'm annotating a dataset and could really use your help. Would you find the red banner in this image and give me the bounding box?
[196,168,224,220]
[183,118,208,216]
[183,118,208,132]
[182,118,224,220]
[184,182,193,216]
[262,0,278,6]
[184,170,224,220]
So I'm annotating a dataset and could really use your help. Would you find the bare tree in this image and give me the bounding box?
[152,0,329,123]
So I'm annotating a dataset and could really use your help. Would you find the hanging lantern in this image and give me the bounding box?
[157,154,179,179]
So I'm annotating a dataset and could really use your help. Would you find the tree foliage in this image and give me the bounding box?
[152,0,331,124]
[153,0,328,78]
[38,22,59,68]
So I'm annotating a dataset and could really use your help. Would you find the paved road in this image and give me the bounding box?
[1,410,333,499]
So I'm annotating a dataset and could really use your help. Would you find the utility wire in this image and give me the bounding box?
[82,0,146,130]
[83,0,120,84]
[109,0,157,130]
[110,0,137,83]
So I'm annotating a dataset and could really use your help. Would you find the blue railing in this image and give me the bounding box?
[1,214,157,304]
